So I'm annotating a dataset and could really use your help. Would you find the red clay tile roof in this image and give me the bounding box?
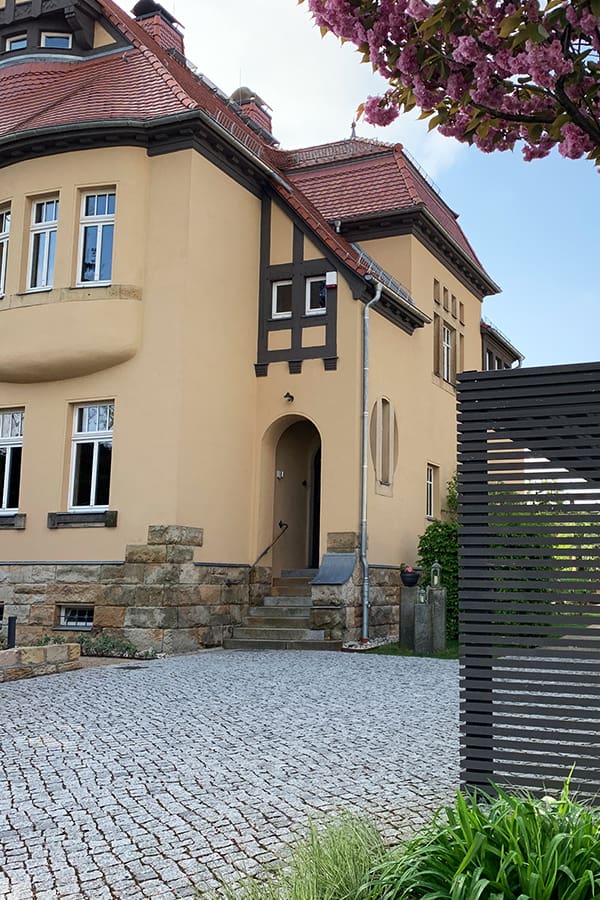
[0,0,491,302]
[280,139,483,268]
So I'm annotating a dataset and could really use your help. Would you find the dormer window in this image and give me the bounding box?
[41,33,72,50]
[6,35,27,52]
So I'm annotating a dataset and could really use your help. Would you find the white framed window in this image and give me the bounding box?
[442,324,453,383]
[78,191,116,285]
[305,276,327,315]
[69,402,114,510]
[271,280,292,319]
[59,605,93,629]
[28,197,58,290]
[0,207,10,297]
[41,32,72,49]
[426,464,436,518]
[6,35,27,51]
[0,410,24,513]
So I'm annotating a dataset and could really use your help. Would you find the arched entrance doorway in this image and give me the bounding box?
[272,419,321,575]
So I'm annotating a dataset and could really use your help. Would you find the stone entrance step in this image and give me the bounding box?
[223,638,343,651]
[233,626,325,642]
[225,570,341,652]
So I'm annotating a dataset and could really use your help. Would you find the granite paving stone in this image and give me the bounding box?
[0,650,458,898]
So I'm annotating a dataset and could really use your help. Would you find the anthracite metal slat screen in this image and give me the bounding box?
[458,362,600,798]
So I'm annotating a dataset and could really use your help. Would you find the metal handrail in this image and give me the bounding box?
[251,520,288,570]
[224,521,289,587]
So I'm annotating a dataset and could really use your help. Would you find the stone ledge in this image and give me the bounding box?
[0,643,80,681]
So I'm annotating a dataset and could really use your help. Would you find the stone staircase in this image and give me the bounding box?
[223,569,343,651]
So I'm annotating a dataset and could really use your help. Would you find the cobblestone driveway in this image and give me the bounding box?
[1,650,459,899]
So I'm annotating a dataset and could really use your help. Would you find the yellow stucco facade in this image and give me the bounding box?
[0,139,485,570]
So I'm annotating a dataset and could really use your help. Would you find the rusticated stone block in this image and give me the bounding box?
[162,628,200,655]
[177,606,210,628]
[20,647,46,665]
[178,564,201,585]
[28,602,55,626]
[125,544,167,564]
[8,566,33,584]
[59,660,80,673]
[133,586,166,607]
[162,585,200,607]
[46,583,105,603]
[14,584,46,595]
[121,628,163,653]
[0,649,18,667]
[327,532,359,552]
[198,585,224,604]
[5,667,34,681]
[66,644,81,661]
[94,606,127,628]
[104,585,137,606]
[45,644,69,663]
[125,607,177,629]
[143,565,180,586]
[166,545,194,564]
[55,565,102,584]
[30,565,58,584]
[147,525,204,547]
[99,564,144,584]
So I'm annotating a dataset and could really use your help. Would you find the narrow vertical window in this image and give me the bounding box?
[459,301,465,325]
[29,197,58,290]
[0,410,24,512]
[70,402,114,510]
[442,324,453,382]
[0,207,10,296]
[433,279,440,304]
[78,191,116,285]
[380,398,391,485]
[433,314,441,376]
[451,294,457,317]
[371,398,396,494]
[426,465,436,518]
[443,287,449,311]
[485,349,494,371]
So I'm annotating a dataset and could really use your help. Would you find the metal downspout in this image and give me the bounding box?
[360,283,383,643]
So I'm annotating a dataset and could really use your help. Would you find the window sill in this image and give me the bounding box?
[0,513,26,529]
[74,282,112,289]
[47,510,117,529]
[53,625,93,632]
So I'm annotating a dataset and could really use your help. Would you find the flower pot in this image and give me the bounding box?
[401,571,419,587]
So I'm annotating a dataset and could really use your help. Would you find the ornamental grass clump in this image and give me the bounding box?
[364,779,600,900]
[210,814,385,900]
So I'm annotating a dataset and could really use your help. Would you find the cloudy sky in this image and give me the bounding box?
[120,0,599,368]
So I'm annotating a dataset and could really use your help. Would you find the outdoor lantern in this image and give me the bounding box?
[431,560,442,587]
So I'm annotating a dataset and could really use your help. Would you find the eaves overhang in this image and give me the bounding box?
[339,205,500,301]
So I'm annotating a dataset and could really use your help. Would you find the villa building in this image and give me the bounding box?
[0,0,521,651]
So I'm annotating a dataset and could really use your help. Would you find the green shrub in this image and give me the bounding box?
[206,814,385,900]
[32,632,155,659]
[364,780,600,900]
[417,519,458,640]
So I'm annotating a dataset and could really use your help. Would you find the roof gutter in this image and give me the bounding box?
[194,108,292,193]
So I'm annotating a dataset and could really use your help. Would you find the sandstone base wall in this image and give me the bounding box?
[0,642,80,682]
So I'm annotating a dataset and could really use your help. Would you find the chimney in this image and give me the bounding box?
[230,86,273,136]
[132,1,185,58]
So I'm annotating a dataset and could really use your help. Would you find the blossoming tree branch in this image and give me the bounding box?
[302,0,600,165]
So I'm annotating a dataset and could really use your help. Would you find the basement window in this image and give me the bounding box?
[41,33,72,50]
[58,606,94,629]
